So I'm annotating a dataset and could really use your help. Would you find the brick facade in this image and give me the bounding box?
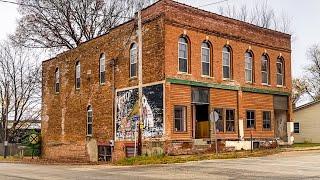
[42,0,292,162]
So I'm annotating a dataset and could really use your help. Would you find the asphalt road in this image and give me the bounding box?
[1,150,320,180]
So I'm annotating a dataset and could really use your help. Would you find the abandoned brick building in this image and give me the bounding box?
[42,0,293,162]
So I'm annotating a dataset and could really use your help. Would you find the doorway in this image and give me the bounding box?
[193,104,210,139]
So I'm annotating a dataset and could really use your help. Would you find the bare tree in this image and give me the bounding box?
[11,0,156,51]
[217,1,291,33]
[0,42,41,143]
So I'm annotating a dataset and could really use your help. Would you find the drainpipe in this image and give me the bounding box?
[110,58,116,151]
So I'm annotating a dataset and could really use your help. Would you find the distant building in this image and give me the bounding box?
[7,119,41,143]
[293,100,320,143]
[42,0,293,162]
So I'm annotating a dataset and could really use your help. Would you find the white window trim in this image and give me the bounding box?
[222,50,231,80]
[261,56,269,85]
[245,54,253,83]
[87,107,93,136]
[276,61,284,86]
[130,45,137,78]
[178,41,188,73]
[201,46,210,76]
[174,106,187,132]
[75,62,80,89]
[99,54,106,84]
[55,68,60,93]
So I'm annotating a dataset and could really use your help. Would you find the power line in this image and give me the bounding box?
[198,0,229,8]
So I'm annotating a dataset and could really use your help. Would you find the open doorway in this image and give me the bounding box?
[194,104,209,139]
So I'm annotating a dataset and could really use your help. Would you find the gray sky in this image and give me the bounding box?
[0,0,319,79]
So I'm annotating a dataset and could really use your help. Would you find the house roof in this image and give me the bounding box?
[294,100,320,112]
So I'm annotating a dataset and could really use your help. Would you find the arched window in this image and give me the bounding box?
[178,37,188,73]
[245,51,253,83]
[99,53,106,84]
[201,42,211,76]
[75,61,80,89]
[261,54,270,84]
[55,68,60,93]
[87,105,93,136]
[277,57,284,86]
[130,43,137,78]
[222,46,232,79]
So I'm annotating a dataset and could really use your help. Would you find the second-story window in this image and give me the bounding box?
[178,37,188,73]
[130,43,137,78]
[222,46,232,79]
[201,42,211,76]
[99,53,106,84]
[75,61,80,89]
[261,55,269,85]
[245,51,253,83]
[55,68,60,93]
[277,57,284,86]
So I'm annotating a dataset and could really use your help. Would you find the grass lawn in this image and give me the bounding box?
[115,149,281,166]
[292,143,320,148]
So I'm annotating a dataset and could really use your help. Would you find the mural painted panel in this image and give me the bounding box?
[116,84,163,140]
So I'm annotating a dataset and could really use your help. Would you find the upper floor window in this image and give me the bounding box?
[75,61,80,89]
[276,57,284,86]
[55,68,60,93]
[99,53,106,84]
[261,55,269,84]
[222,46,232,79]
[130,43,137,78]
[87,105,93,136]
[178,37,188,73]
[201,42,211,76]
[245,51,253,83]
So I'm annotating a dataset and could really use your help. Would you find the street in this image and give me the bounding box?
[0,150,320,180]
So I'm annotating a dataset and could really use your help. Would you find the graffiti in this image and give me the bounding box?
[116,84,163,140]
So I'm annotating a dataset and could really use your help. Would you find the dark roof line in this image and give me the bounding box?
[294,100,320,112]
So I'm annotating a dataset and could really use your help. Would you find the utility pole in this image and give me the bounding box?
[137,8,143,156]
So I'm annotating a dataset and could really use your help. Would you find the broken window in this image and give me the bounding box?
[245,51,253,83]
[294,122,300,133]
[130,43,137,78]
[226,109,235,132]
[201,42,211,76]
[178,37,188,73]
[99,53,106,84]
[55,67,60,93]
[214,108,224,132]
[263,111,271,130]
[174,106,186,132]
[75,61,80,89]
[222,46,232,79]
[261,55,269,84]
[246,110,255,129]
[98,145,112,161]
[87,105,93,136]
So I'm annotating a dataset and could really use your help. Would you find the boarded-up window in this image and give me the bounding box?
[192,87,209,104]
[274,96,288,110]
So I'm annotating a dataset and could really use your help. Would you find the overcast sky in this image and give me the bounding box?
[0,0,319,79]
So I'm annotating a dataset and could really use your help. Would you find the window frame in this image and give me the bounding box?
[225,109,235,132]
[178,37,189,73]
[174,105,187,132]
[261,54,270,85]
[245,51,254,83]
[201,42,211,76]
[75,61,81,90]
[214,108,224,133]
[246,110,256,129]
[276,57,284,86]
[87,105,93,136]
[294,122,300,133]
[222,46,232,80]
[99,53,106,84]
[54,68,60,93]
[129,43,137,78]
[262,111,272,130]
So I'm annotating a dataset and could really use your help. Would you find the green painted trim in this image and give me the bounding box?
[166,78,290,96]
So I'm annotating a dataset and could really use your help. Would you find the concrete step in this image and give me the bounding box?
[193,139,209,146]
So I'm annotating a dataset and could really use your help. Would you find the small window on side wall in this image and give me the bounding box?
[178,37,188,73]
[201,42,211,76]
[87,105,93,136]
[222,46,232,79]
[55,68,60,93]
[174,106,187,132]
[294,122,300,133]
[99,53,106,84]
[130,43,137,78]
[75,61,80,89]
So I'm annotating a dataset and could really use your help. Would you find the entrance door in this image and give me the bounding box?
[274,110,288,141]
[194,104,209,139]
